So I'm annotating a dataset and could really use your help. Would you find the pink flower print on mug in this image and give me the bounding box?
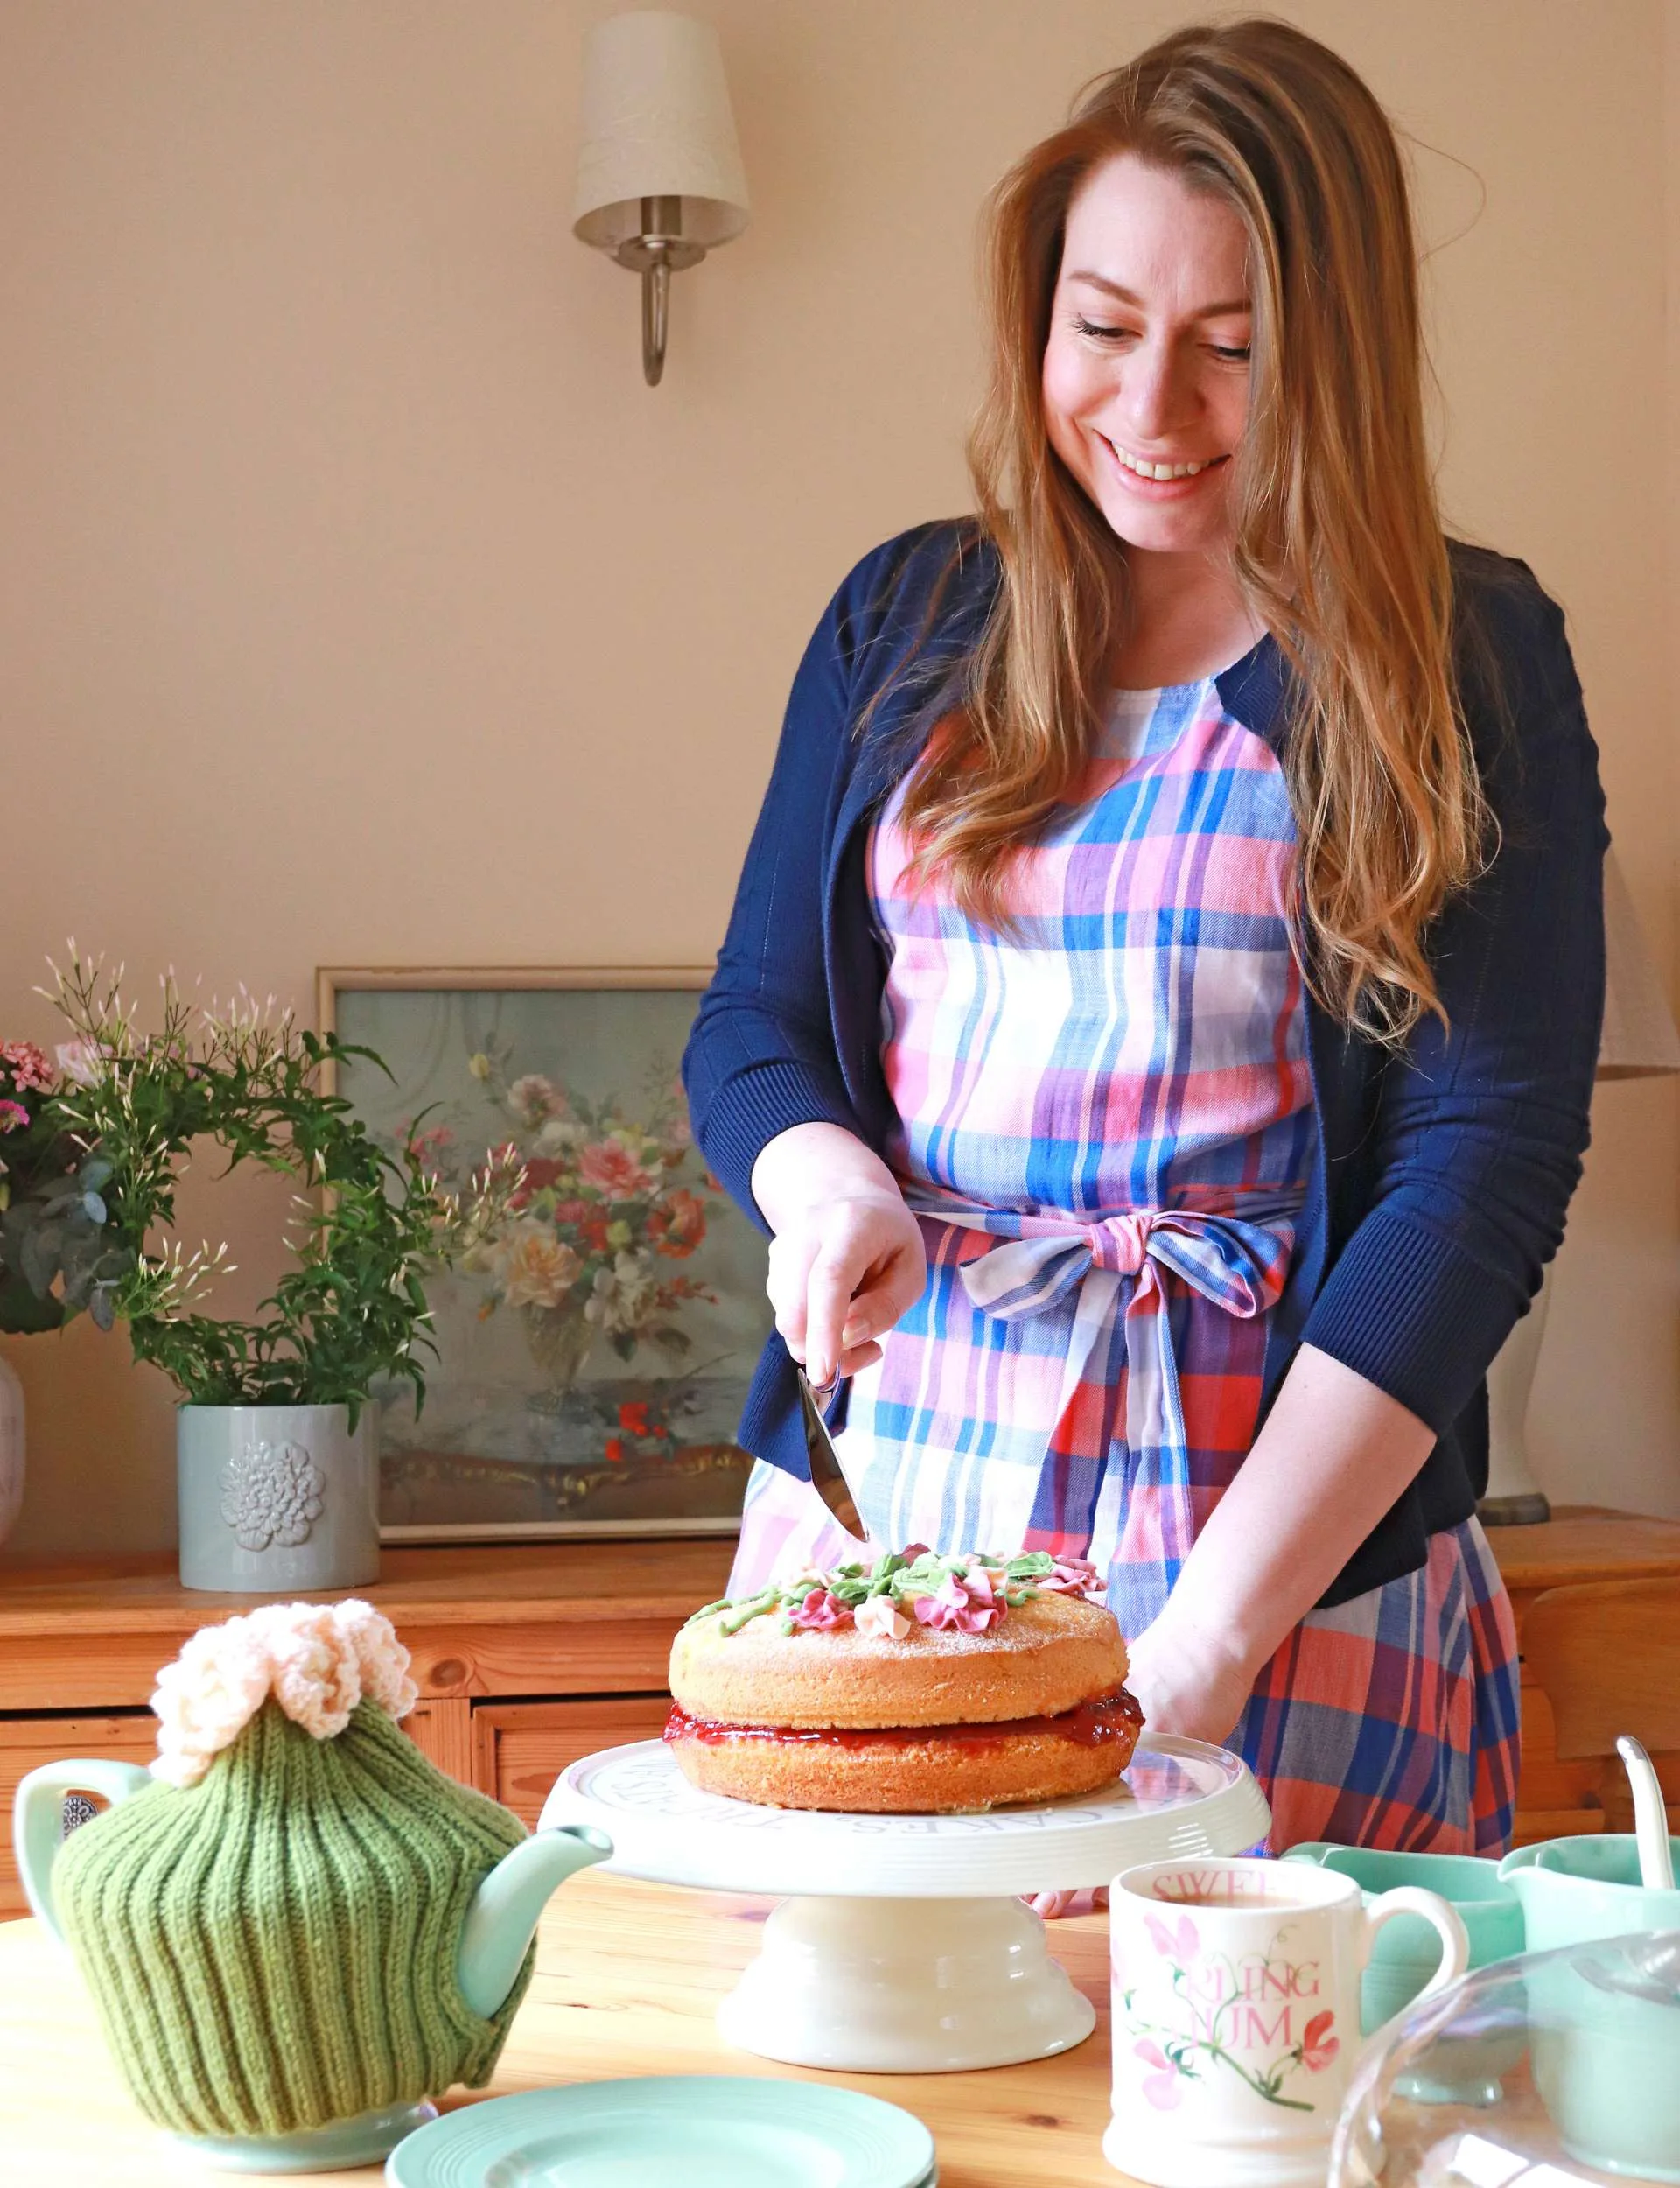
[1126,1893,1343,2115]
[1134,2038,1183,2110]
[1105,1856,1467,2188]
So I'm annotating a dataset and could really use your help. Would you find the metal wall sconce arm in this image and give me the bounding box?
[572,12,750,388]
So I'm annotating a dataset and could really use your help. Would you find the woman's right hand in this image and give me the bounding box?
[751,1123,928,1387]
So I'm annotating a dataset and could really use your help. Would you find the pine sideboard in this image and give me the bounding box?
[3,1510,1678,1918]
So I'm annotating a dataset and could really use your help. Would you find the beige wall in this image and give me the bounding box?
[2,0,1676,1565]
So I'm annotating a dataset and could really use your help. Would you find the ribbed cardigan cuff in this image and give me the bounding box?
[1299,1207,1526,1436]
[696,1059,857,1231]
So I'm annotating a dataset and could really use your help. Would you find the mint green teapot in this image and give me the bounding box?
[10,1600,612,2173]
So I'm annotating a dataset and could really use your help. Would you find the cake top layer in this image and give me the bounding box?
[671,1560,1128,1730]
[685,1546,1104,1644]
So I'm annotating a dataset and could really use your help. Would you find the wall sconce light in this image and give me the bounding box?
[572,10,750,387]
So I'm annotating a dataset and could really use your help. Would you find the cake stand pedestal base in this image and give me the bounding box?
[541,1736,1270,2076]
[717,1892,1094,2072]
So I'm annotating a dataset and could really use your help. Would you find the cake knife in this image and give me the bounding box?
[795,1366,870,1544]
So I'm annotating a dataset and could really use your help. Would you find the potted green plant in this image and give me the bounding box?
[0,1037,134,1546]
[43,953,520,1590]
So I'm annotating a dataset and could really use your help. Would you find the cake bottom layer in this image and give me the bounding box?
[662,1687,1144,1813]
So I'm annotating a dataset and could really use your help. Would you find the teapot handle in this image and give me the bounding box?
[12,1759,153,1947]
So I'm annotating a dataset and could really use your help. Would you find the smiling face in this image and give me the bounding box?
[1041,153,1254,560]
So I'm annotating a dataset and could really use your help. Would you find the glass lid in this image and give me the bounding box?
[1330,1929,1680,2186]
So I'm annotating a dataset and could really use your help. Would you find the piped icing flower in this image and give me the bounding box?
[854,1593,912,1642]
[150,1598,419,1786]
[787,1588,852,1631]
[1038,1555,1103,1597]
[688,1546,1109,1638]
[912,1565,1006,1635]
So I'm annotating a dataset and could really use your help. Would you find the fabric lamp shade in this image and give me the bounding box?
[572,11,749,256]
[1599,849,1680,1077]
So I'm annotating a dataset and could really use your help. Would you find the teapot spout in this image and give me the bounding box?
[457,1824,612,2019]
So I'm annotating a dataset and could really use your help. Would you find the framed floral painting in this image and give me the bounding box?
[317,968,768,1541]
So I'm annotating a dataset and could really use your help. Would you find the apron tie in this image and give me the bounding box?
[901,1190,1301,1606]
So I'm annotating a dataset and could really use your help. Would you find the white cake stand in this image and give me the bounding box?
[539,1736,1269,2073]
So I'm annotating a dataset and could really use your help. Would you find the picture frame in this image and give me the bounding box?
[317,967,767,1543]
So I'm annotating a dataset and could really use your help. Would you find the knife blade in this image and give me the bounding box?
[795,1365,869,1544]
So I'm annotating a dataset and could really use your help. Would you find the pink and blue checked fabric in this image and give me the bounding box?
[731,673,1520,1853]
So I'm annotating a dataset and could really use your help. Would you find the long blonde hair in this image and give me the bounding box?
[898,17,1487,1041]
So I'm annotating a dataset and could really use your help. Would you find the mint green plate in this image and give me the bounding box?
[384,2077,937,2187]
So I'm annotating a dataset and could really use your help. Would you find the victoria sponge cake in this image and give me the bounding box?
[664,1548,1143,1813]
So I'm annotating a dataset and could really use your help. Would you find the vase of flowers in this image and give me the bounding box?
[0,1036,134,1546]
[44,954,522,1589]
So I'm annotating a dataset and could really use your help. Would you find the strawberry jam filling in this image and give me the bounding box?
[662,1686,1142,1753]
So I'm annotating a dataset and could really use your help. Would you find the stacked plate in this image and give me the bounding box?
[386,2076,937,2186]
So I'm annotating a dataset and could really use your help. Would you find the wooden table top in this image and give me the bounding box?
[0,1869,1132,2185]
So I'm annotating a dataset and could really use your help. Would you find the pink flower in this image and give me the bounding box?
[508,1073,567,1126]
[0,1099,28,1133]
[1300,2010,1339,2072]
[788,1588,853,1632]
[1134,2040,1182,2111]
[0,1041,54,1092]
[1144,1911,1200,1963]
[578,1138,656,1201]
[54,1037,102,1087]
[1038,1555,1104,1600]
[403,1123,454,1169]
[911,1569,1006,1634]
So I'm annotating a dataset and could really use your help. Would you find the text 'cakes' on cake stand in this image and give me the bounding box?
[540,1549,1271,2073]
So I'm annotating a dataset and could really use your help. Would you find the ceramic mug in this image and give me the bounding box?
[1106,1855,1470,2188]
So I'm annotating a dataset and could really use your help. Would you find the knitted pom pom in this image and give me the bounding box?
[150,1598,418,1785]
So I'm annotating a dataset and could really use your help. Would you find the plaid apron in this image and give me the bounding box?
[731,675,1520,1854]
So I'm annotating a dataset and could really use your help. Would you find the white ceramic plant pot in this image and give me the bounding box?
[177,1403,380,1594]
[0,1353,24,1548]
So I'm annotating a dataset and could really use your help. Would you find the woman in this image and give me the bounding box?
[682,18,1606,1856]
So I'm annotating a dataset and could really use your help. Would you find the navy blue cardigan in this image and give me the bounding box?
[682,521,1607,1606]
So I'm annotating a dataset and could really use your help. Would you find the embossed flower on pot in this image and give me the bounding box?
[219,1440,326,1551]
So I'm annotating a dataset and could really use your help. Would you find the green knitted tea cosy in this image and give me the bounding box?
[52,1677,533,2138]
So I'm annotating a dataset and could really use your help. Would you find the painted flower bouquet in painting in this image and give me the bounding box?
[451,1048,720,1406]
[326,978,770,1540]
